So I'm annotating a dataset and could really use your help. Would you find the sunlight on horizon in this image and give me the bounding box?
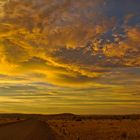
[0,0,140,114]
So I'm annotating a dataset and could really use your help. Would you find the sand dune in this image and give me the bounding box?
[0,119,61,140]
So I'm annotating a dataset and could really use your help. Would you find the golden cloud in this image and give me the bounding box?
[0,0,140,87]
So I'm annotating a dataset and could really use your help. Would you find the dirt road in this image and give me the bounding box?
[0,119,61,140]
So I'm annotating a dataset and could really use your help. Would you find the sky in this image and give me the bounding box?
[0,0,140,114]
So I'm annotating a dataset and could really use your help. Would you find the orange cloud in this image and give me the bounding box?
[0,0,140,87]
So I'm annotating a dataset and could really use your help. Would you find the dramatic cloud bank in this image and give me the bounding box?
[0,0,140,114]
[0,0,140,87]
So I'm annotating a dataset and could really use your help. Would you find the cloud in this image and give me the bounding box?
[0,0,140,87]
[103,26,140,65]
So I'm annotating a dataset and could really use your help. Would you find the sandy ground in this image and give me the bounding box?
[0,114,139,140]
[48,119,140,140]
[0,119,62,140]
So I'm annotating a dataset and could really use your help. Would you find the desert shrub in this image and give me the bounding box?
[77,136,80,140]
[121,132,127,139]
[75,117,82,121]
[16,117,20,121]
[62,128,67,135]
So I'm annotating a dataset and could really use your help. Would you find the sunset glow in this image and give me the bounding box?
[0,0,140,114]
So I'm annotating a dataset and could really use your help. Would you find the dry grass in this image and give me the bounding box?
[48,119,140,140]
[0,114,139,140]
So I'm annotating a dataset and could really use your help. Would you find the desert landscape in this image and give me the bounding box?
[0,0,140,140]
[0,114,139,140]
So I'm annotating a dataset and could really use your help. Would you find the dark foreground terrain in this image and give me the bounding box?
[0,119,61,140]
[0,114,140,140]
